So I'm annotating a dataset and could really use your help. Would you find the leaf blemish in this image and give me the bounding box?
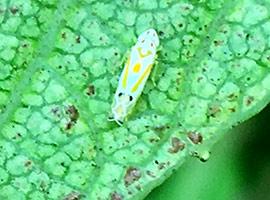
[146,170,156,178]
[63,191,82,200]
[246,96,255,106]
[86,84,95,96]
[188,131,203,144]
[10,7,19,15]
[110,192,123,200]
[168,137,185,153]
[66,105,79,122]
[124,167,141,186]
[65,105,79,130]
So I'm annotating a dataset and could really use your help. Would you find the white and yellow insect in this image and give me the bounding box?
[109,28,159,125]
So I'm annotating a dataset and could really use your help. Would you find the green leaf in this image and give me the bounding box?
[146,106,270,200]
[0,0,269,199]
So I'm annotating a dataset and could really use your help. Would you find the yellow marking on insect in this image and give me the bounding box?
[131,64,153,92]
[116,105,124,114]
[122,56,131,88]
[132,63,141,73]
[138,47,152,58]
[110,28,159,126]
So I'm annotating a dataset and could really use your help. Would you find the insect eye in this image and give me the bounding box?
[151,43,154,47]
[141,39,145,43]
[118,92,123,97]
[129,96,133,101]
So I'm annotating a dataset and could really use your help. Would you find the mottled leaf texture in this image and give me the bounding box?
[0,0,269,199]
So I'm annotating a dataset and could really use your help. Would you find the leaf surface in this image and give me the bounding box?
[0,0,269,199]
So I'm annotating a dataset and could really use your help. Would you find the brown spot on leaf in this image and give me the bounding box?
[191,151,211,162]
[158,162,166,170]
[183,5,191,10]
[86,84,95,96]
[197,77,203,82]
[213,40,224,46]
[168,137,185,153]
[66,105,79,122]
[39,181,47,192]
[51,107,61,118]
[12,132,22,140]
[227,93,237,100]
[207,104,221,118]
[188,131,203,144]
[152,125,167,132]
[63,192,81,200]
[10,7,19,14]
[146,170,156,178]
[149,137,159,144]
[24,160,32,167]
[65,120,73,130]
[110,192,122,200]
[124,167,141,186]
[246,96,254,106]
[65,105,79,130]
